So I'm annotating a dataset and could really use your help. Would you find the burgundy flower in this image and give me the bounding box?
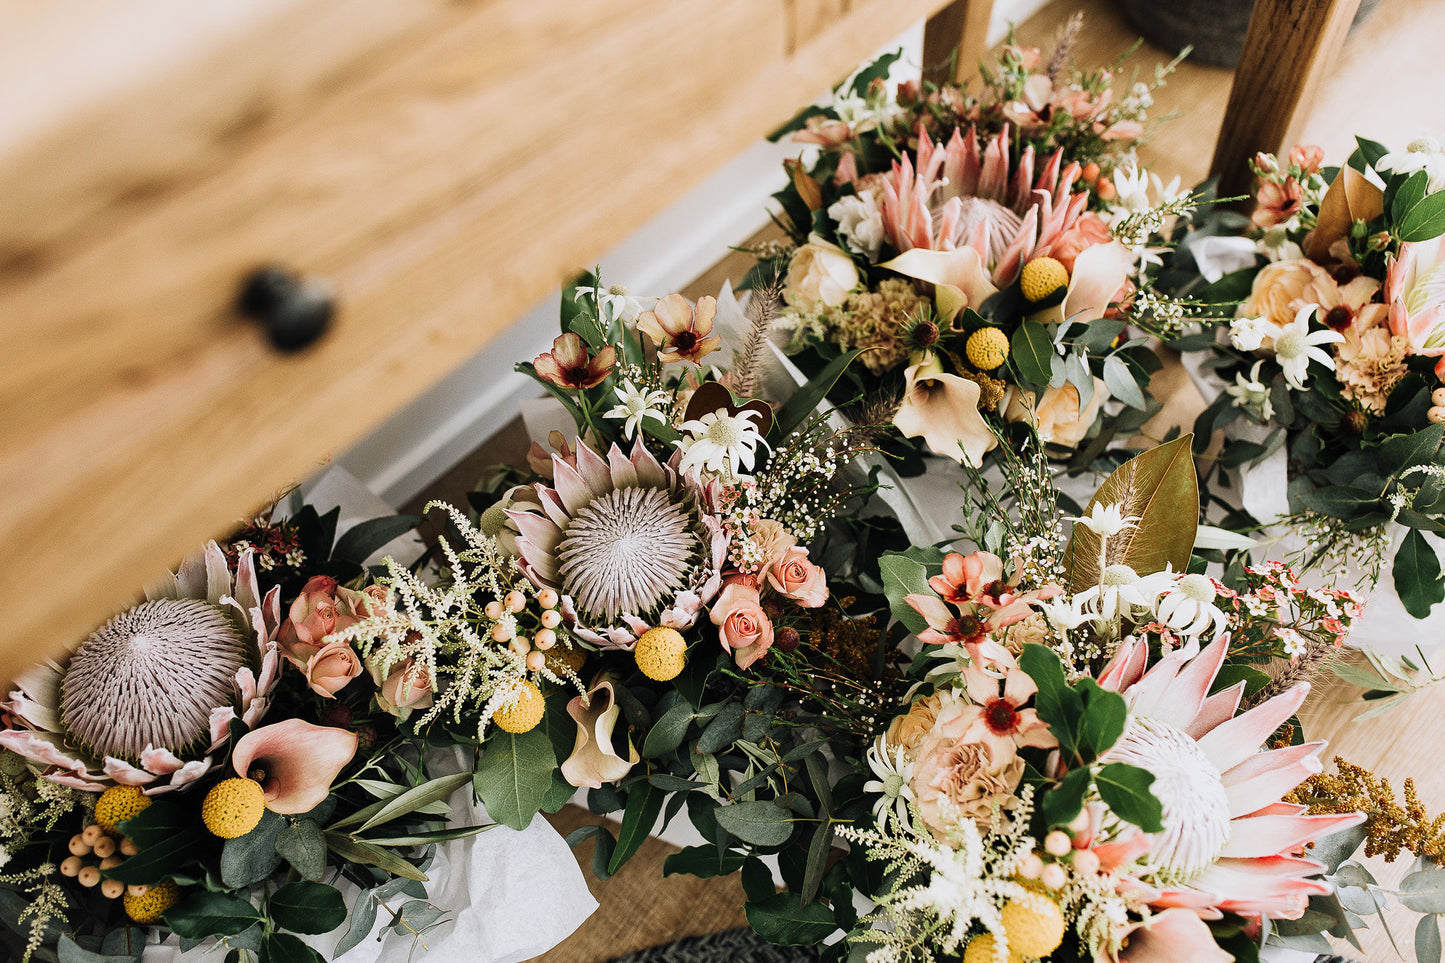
[533,333,617,389]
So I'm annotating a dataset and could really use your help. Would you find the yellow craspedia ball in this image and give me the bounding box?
[1019,256,1069,303]
[94,785,151,835]
[962,933,1023,963]
[493,680,545,733]
[634,627,687,682]
[966,327,1010,370]
[1000,891,1067,958]
[123,879,182,924]
[201,778,266,839]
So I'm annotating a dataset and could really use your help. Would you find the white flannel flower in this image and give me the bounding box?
[575,283,657,324]
[1113,164,1155,213]
[1229,315,1273,353]
[676,408,767,477]
[603,379,671,440]
[1068,503,1140,538]
[1225,360,1275,421]
[1257,225,1303,262]
[1378,137,1445,193]
[1034,594,1094,632]
[1077,564,1174,622]
[1153,573,1229,646]
[1273,305,1344,389]
[864,734,916,829]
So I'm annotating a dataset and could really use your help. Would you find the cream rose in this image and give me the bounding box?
[1002,378,1109,449]
[750,519,797,573]
[784,237,860,309]
[766,547,828,608]
[885,690,954,760]
[1238,258,1342,342]
[710,582,775,670]
[909,701,1025,836]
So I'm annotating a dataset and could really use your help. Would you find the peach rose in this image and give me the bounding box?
[376,660,434,719]
[303,639,363,698]
[885,691,955,760]
[766,547,828,608]
[784,238,859,310]
[1002,378,1109,449]
[909,701,1025,836]
[710,583,774,670]
[1238,258,1342,337]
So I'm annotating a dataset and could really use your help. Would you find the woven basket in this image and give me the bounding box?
[1117,0,1381,68]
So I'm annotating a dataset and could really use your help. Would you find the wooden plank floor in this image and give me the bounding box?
[430,1,1445,958]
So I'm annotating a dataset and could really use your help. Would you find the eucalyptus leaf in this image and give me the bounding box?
[57,936,139,963]
[1102,355,1147,410]
[696,704,745,754]
[350,772,472,833]
[275,819,328,882]
[642,702,696,757]
[1419,913,1443,963]
[1401,869,1445,913]
[610,782,665,874]
[333,891,379,959]
[324,832,429,882]
[331,515,421,565]
[713,800,795,848]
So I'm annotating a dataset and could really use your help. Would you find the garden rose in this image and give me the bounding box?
[784,237,859,309]
[884,690,956,760]
[375,659,434,719]
[909,699,1025,836]
[766,547,828,608]
[1002,378,1108,449]
[303,640,363,698]
[749,519,797,573]
[710,582,774,670]
[278,576,377,698]
[1239,259,1341,336]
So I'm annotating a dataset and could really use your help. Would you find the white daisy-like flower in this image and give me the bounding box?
[1224,360,1274,421]
[1068,502,1140,538]
[1033,595,1094,632]
[1273,305,1344,389]
[1229,315,1273,352]
[1378,137,1445,193]
[1077,564,1173,622]
[575,283,657,324]
[1153,573,1229,645]
[676,408,767,477]
[864,734,916,829]
[603,379,671,440]
[1257,225,1303,262]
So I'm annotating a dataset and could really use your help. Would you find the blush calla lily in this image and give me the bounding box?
[892,358,998,467]
[561,677,640,790]
[232,719,358,814]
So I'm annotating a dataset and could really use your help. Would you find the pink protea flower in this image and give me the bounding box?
[506,439,727,649]
[1094,635,1364,922]
[0,542,283,794]
[1386,235,1445,358]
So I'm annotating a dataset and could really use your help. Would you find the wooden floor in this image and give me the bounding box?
[438,0,1445,959]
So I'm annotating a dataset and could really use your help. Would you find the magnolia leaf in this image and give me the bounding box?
[163,892,264,940]
[1394,529,1445,619]
[268,882,347,935]
[1062,436,1199,592]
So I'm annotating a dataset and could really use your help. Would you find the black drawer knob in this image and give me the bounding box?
[237,265,334,351]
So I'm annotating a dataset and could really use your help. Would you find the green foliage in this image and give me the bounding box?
[1395,529,1445,619]
[267,882,347,936]
[744,892,838,945]
[473,730,557,831]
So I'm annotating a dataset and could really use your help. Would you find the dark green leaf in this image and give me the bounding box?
[1394,528,1445,619]
[268,881,347,935]
[610,782,665,875]
[713,800,795,848]
[105,824,205,885]
[362,824,494,846]
[1039,766,1092,828]
[473,729,556,831]
[1393,170,1431,225]
[745,892,837,945]
[696,703,745,754]
[1011,321,1055,386]
[115,801,189,849]
[800,820,833,905]
[643,702,696,758]
[1401,192,1445,242]
[770,348,865,442]
[741,857,776,903]
[259,932,325,963]
[99,929,146,962]
[334,891,379,958]
[1297,486,1381,518]
[662,844,746,879]
[163,891,263,940]
[1076,679,1128,758]
[1103,355,1147,410]
[57,935,140,963]
[331,515,420,565]
[1018,644,1081,757]
[1096,763,1164,833]
[324,832,428,882]
[275,818,327,882]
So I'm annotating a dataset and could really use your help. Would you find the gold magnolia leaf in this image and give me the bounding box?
[1304,165,1384,263]
[1063,435,1199,593]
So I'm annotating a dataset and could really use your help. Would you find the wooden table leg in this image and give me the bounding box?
[922,0,995,87]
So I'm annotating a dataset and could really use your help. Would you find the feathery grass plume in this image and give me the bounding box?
[732,274,783,399]
[1240,632,1342,712]
[1045,12,1084,84]
[957,424,1067,587]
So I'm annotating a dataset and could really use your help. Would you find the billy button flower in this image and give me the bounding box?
[532,333,617,390]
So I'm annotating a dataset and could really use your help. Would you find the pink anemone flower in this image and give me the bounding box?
[1096,635,1364,922]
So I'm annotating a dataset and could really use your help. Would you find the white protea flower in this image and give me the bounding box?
[865,734,916,829]
[1273,306,1344,389]
[676,408,767,478]
[603,379,671,440]
[1224,360,1274,421]
[1378,137,1445,193]
[1153,574,1229,644]
[1068,503,1140,539]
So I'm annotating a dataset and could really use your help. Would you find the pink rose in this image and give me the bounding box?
[909,700,1025,837]
[766,547,828,608]
[710,583,774,670]
[303,639,363,698]
[377,660,433,718]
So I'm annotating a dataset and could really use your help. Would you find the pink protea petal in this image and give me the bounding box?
[1034,148,1063,195]
[161,757,214,791]
[1188,682,1246,740]
[551,458,596,515]
[1009,146,1035,214]
[175,549,208,599]
[0,729,92,776]
[1220,811,1365,860]
[575,443,613,496]
[511,512,564,557]
[103,757,159,787]
[233,719,357,814]
[1098,636,1149,691]
[1093,830,1152,873]
[1222,742,1325,818]
[203,542,232,606]
[210,706,237,748]
[993,205,1037,285]
[606,446,640,489]
[139,746,185,776]
[977,127,1011,201]
[232,550,262,614]
[1110,908,1233,963]
[629,439,668,488]
[1196,683,1309,774]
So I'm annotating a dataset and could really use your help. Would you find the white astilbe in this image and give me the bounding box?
[339,501,585,739]
[838,793,1039,963]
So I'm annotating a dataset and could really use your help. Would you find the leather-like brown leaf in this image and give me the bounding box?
[1304,165,1384,262]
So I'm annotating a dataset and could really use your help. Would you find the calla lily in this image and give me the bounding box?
[1029,239,1132,329]
[880,247,998,323]
[1386,234,1445,356]
[232,719,358,814]
[561,677,639,790]
[1101,908,1232,963]
[892,358,998,466]
[1304,164,1384,262]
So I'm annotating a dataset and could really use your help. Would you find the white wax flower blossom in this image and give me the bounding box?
[677,407,767,477]
[1225,360,1275,421]
[1229,315,1273,353]
[604,379,671,440]
[1274,305,1344,389]
[1378,137,1445,193]
[1069,503,1140,538]
[828,191,886,262]
[1153,573,1229,644]
[865,734,916,829]
[575,283,657,324]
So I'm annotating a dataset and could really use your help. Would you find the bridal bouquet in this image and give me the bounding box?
[1172,137,1445,620]
[0,503,488,963]
[751,27,1197,472]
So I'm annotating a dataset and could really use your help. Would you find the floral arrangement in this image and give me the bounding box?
[1165,136,1445,619]
[0,502,486,963]
[749,28,1199,473]
[580,429,1386,962]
